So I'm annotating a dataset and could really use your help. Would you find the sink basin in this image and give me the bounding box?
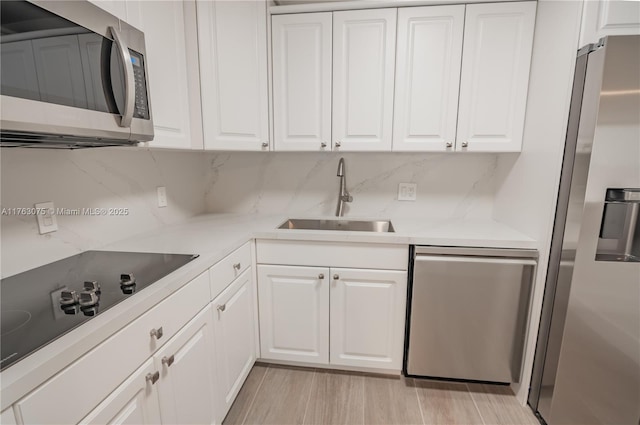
[278,219,395,233]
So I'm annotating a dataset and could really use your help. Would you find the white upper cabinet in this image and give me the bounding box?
[197,0,270,151]
[579,0,640,47]
[332,8,397,151]
[125,1,199,150]
[393,5,464,152]
[272,13,332,151]
[456,2,536,152]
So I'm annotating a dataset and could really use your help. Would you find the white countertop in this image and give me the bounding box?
[1,213,536,408]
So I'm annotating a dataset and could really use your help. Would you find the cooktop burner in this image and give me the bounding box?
[0,250,198,371]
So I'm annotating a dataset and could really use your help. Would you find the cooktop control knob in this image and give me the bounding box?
[79,291,99,307]
[60,290,78,306]
[83,281,101,294]
[120,273,136,294]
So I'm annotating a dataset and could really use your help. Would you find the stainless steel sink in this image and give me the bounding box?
[278,219,395,233]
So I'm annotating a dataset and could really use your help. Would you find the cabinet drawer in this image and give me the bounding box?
[15,272,210,425]
[256,240,408,270]
[209,241,252,299]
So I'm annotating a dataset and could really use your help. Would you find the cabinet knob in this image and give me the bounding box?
[217,304,226,312]
[146,371,160,385]
[162,355,175,368]
[461,141,468,148]
[333,274,340,280]
[446,142,453,148]
[233,262,241,270]
[335,141,341,148]
[321,142,327,148]
[150,327,163,340]
[261,142,268,148]
[318,273,324,279]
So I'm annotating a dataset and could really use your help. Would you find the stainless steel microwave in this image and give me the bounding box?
[0,0,153,148]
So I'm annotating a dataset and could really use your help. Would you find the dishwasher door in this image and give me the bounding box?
[406,247,536,383]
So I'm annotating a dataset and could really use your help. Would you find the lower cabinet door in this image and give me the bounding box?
[257,265,329,364]
[154,306,216,425]
[79,358,162,425]
[330,268,407,370]
[211,269,257,422]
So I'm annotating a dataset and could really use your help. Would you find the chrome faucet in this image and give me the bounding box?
[335,157,353,217]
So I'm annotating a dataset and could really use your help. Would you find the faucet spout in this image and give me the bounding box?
[335,158,353,217]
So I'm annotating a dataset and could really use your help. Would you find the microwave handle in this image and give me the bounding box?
[109,26,135,128]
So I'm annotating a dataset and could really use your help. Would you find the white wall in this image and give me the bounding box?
[204,151,516,219]
[492,0,583,403]
[0,148,208,278]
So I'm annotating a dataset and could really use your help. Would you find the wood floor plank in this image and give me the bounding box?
[415,380,483,425]
[466,383,539,425]
[242,365,316,425]
[223,364,269,425]
[363,375,423,425]
[303,370,365,425]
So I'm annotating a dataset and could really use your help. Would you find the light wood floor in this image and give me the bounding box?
[223,363,540,425]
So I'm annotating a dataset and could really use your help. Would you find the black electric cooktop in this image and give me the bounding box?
[0,251,198,371]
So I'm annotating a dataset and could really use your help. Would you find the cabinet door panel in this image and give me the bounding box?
[212,270,257,422]
[154,307,216,425]
[393,6,464,152]
[257,265,329,364]
[79,359,161,425]
[330,268,407,370]
[456,2,536,152]
[272,13,332,151]
[125,1,195,149]
[580,0,640,46]
[198,0,269,151]
[0,408,17,425]
[332,9,396,151]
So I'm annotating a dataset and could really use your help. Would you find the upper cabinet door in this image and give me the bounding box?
[272,13,332,152]
[125,1,198,150]
[197,0,269,151]
[332,8,397,152]
[393,5,464,152]
[456,2,536,152]
[579,0,640,46]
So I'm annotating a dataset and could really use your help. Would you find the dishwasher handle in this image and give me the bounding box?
[414,255,537,267]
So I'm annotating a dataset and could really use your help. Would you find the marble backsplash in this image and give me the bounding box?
[204,151,514,220]
[1,148,208,277]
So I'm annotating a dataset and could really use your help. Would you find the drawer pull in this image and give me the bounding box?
[461,141,469,148]
[333,274,340,280]
[146,371,160,385]
[233,262,241,270]
[162,355,175,367]
[150,327,164,340]
[217,304,226,312]
[318,273,324,279]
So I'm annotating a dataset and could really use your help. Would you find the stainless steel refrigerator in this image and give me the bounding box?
[528,35,640,424]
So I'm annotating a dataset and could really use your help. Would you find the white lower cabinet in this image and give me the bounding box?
[256,243,408,372]
[257,265,330,364]
[80,359,162,425]
[211,269,257,423]
[330,268,407,370]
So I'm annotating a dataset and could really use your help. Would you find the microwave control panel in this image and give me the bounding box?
[130,51,150,120]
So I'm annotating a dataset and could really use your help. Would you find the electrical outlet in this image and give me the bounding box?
[157,186,167,208]
[398,183,417,201]
[35,201,58,234]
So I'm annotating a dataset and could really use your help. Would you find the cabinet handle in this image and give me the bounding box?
[321,142,327,148]
[335,141,341,148]
[318,273,324,279]
[333,274,340,280]
[261,142,268,148]
[461,141,468,148]
[162,355,175,368]
[150,327,163,340]
[233,262,241,270]
[146,371,160,385]
[217,304,226,312]
[446,142,453,148]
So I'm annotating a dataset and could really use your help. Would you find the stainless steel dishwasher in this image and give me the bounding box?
[405,246,537,383]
